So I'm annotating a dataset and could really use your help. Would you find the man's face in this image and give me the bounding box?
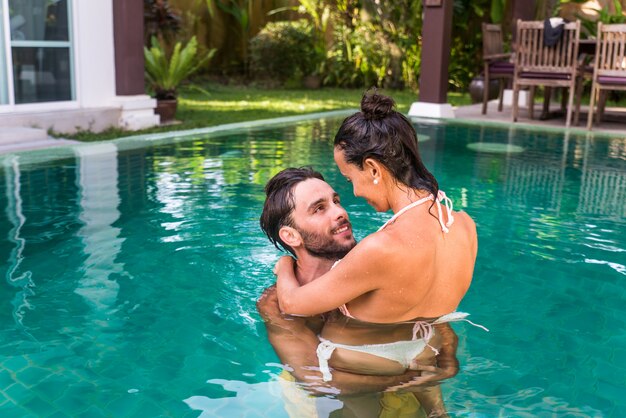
[289,178,356,259]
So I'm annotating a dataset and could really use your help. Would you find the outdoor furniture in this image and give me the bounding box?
[587,23,626,130]
[537,39,594,125]
[572,39,596,125]
[512,19,581,128]
[482,23,514,114]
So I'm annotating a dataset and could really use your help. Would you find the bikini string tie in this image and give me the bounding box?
[316,340,336,382]
[436,191,455,233]
[411,321,439,356]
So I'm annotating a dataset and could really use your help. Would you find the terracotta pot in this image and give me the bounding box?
[303,75,322,89]
[155,99,178,123]
[468,76,500,104]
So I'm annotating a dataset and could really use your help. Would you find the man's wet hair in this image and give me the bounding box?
[260,167,324,255]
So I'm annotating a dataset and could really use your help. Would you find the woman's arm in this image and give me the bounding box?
[275,236,391,316]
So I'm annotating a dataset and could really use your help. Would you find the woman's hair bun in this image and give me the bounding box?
[361,91,395,120]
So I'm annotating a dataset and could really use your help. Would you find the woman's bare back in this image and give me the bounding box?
[338,204,477,323]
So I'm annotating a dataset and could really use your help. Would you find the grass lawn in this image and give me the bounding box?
[59,81,472,141]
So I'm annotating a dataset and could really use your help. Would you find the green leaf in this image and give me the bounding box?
[490,0,504,23]
[205,0,215,18]
[143,36,215,99]
[267,6,297,17]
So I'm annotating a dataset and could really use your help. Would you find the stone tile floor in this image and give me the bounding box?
[455,101,626,136]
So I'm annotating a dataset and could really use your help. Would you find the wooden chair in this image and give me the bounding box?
[587,23,626,130]
[482,23,514,114]
[512,19,581,127]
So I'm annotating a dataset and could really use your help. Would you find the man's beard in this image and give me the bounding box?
[297,225,356,260]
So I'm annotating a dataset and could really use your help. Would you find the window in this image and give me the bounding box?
[0,1,8,104]
[5,0,74,105]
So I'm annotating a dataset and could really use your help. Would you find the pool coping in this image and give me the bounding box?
[1,110,358,165]
[2,108,625,166]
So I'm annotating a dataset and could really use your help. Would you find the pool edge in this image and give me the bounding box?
[1,109,359,165]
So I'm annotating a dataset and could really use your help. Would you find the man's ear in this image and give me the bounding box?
[278,226,302,249]
[363,157,383,180]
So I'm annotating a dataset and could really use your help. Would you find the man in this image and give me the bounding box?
[258,167,404,390]
[257,167,459,417]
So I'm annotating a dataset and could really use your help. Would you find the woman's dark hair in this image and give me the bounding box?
[260,167,324,255]
[334,91,438,198]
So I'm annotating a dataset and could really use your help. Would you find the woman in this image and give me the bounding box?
[275,92,484,384]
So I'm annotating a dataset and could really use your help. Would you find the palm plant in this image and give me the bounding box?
[144,36,216,100]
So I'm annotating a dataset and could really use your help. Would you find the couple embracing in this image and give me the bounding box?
[257,92,485,417]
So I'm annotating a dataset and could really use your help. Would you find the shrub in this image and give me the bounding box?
[401,43,421,93]
[324,25,392,88]
[249,20,320,84]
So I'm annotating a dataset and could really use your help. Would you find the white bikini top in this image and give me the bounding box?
[378,190,455,233]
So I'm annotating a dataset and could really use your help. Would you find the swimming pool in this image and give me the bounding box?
[0,115,624,417]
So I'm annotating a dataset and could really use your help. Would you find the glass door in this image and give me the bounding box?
[9,0,74,104]
[0,0,9,105]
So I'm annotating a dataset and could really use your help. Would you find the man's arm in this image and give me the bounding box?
[257,286,422,396]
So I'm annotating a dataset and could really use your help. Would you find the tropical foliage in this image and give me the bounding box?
[161,0,502,92]
[249,20,319,84]
[144,0,182,45]
[269,0,331,76]
[449,0,493,91]
[577,0,626,36]
[144,36,216,100]
[206,0,253,72]
[160,0,623,95]
[277,0,495,92]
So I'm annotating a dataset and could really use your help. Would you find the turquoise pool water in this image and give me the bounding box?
[0,117,625,417]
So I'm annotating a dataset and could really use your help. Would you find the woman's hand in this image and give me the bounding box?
[274,256,295,277]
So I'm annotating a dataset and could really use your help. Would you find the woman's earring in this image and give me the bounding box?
[373,179,379,185]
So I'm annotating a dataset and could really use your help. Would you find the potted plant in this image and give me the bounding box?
[144,36,215,123]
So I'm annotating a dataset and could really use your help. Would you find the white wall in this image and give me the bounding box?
[73,0,117,108]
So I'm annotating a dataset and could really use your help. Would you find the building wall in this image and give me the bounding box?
[73,0,117,108]
[0,0,158,134]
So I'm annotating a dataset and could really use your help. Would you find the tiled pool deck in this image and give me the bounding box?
[455,101,626,136]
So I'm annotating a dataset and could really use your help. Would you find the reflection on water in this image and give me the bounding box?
[503,133,568,214]
[0,119,623,416]
[3,156,35,334]
[467,126,626,219]
[578,137,626,219]
[75,143,125,313]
